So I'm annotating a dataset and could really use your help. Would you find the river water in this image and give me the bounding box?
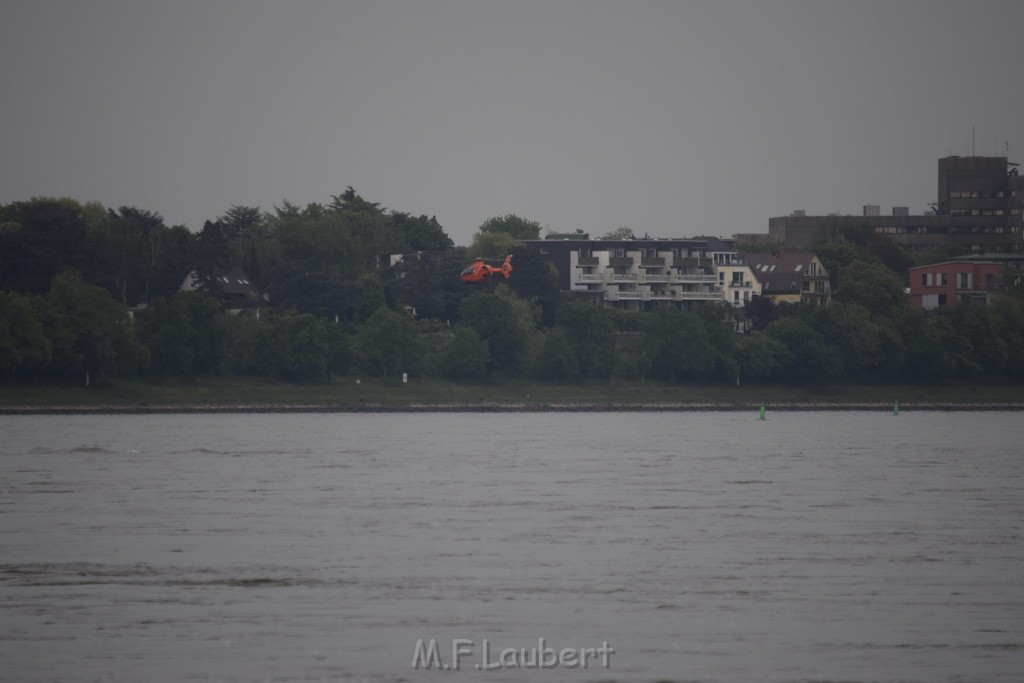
[1,411,1022,682]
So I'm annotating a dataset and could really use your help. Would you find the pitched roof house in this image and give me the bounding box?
[180,267,265,314]
[744,251,831,305]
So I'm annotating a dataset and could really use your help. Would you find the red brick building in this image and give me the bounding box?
[908,260,1003,310]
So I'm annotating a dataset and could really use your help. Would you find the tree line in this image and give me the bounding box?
[1,193,1023,385]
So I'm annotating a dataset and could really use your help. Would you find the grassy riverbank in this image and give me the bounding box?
[0,376,1022,411]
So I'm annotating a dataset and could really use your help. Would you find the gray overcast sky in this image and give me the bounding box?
[3,0,1023,246]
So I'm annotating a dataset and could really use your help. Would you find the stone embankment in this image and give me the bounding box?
[1,401,1022,414]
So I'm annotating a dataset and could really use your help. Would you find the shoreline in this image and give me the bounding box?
[2,401,1023,414]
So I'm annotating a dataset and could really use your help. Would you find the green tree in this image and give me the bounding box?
[221,314,262,376]
[325,323,353,380]
[0,197,91,294]
[744,295,778,331]
[467,231,520,262]
[0,291,52,377]
[734,333,792,382]
[137,292,225,375]
[328,187,392,267]
[260,313,330,381]
[88,206,184,305]
[641,306,718,381]
[600,226,635,240]
[764,316,843,383]
[835,260,907,317]
[436,326,490,379]
[951,306,1009,376]
[382,251,471,322]
[459,292,532,375]
[389,212,454,252]
[864,235,914,277]
[193,219,233,291]
[263,206,363,316]
[988,296,1024,379]
[812,240,880,290]
[478,214,542,240]
[535,327,580,380]
[355,307,423,378]
[42,273,148,380]
[812,302,887,380]
[694,303,739,380]
[553,295,617,378]
[508,246,561,325]
[220,205,265,240]
[355,272,386,321]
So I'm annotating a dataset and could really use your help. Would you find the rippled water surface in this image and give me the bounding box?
[1,411,1022,682]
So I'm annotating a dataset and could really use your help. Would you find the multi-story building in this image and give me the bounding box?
[525,237,735,310]
[743,252,831,305]
[716,257,763,307]
[766,156,1024,252]
[524,237,831,311]
[908,253,1024,309]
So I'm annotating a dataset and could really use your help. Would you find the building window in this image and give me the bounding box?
[938,294,947,306]
[921,273,928,286]
[958,272,970,288]
[985,273,995,289]
[939,273,948,286]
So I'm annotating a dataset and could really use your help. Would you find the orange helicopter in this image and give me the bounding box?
[460,254,513,283]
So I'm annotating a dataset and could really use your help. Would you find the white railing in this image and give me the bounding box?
[674,273,719,284]
[676,290,722,300]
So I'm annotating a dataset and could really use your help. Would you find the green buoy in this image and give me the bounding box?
[759,403,766,420]
[893,400,899,415]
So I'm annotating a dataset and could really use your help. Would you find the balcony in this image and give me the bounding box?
[677,290,722,301]
[640,256,665,267]
[674,273,719,284]
[608,256,634,268]
[576,256,599,266]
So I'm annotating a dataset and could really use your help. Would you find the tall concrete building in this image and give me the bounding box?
[766,156,1024,252]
